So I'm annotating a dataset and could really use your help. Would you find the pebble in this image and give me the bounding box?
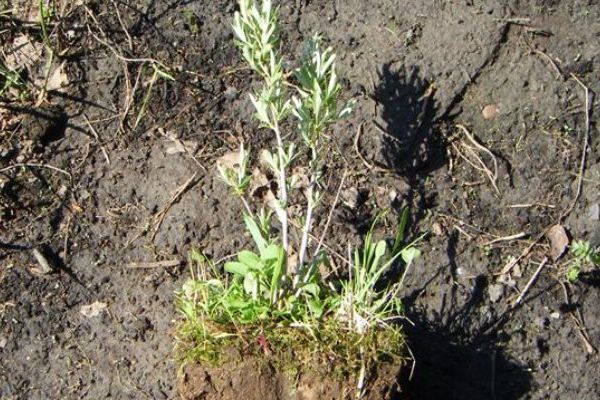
[482,104,500,120]
[341,187,360,209]
[488,283,504,303]
[32,248,54,274]
[549,312,561,319]
[588,203,599,221]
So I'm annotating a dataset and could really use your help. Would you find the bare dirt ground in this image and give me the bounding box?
[1,1,599,399]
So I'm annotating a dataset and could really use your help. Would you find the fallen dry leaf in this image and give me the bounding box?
[215,150,241,172]
[290,166,309,192]
[80,301,108,318]
[546,224,569,261]
[44,61,69,91]
[5,34,43,70]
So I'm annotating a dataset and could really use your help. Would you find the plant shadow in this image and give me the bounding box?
[370,64,533,398]
[368,62,447,215]
[395,239,532,399]
[399,303,532,400]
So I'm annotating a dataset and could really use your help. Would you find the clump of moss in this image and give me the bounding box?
[177,316,406,381]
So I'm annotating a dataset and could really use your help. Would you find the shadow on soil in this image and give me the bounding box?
[372,63,446,216]
[398,243,532,399]
[400,286,533,400]
[373,65,533,399]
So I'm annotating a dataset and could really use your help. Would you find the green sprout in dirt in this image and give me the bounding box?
[176,0,417,393]
[566,240,600,282]
[0,63,27,100]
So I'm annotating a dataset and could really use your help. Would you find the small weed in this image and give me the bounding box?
[0,63,28,100]
[565,240,600,282]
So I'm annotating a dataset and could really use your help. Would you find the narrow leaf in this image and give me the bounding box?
[244,214,267,254]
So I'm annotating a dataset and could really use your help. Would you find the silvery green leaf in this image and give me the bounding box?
[244,213,268,254]
[243,272,259,299]
[326,68,338,97]
[249,93,271,126]
[321,52,336,77]
[401,247,421,264]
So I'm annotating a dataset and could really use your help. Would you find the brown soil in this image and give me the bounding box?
[177,358,400,400]
[1,0,600,399]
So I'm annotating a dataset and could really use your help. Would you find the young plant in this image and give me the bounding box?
[177,0,419,393]
[227,0,354,295]
[566,240,600,282]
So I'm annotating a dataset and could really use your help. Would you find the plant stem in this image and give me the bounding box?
[272,119,289,257]
[240,196,254,219]
[298,146,319,285]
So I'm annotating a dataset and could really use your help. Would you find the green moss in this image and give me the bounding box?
[176,316,406,381]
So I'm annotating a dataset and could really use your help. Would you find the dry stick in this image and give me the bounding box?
[297,147,318,272]
[271,119,290,258]
[126,259,182,269]
[559,74,592,221]
[314,169,347,257]
[62,215,71,260]
[289,218,351,271]
[532,49,564,80]
[482,232,528,247]
[83,114,111,165]
[508,203,555,209]
[151,173,198,241]
[560,282,597,354]
[84,8,168,69]
[110,0,133,51]
[455,124,500,195]
[497,227,549,275]
[121,64,143,132]
[353,123,389,173]
[511,256,548,308]
[0,163,71,178]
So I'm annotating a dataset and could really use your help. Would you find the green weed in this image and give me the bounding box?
[566,240,600,282]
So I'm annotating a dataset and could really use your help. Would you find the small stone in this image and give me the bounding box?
[0,336,7,349]
[31,248,54,274]
[341,187,360,209]
[549,312,561,319]
[482,104,500,120]
[546,224,570,261]
[588,203,599,221]
[431,222,444,236]
[535,317,549,329]
[224,86,238,101]
[80,301,108,318]
[488,283,504,303]
[497,274,516,287]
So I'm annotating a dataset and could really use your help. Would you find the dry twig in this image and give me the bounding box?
[127,259,182,269]
[83,114,111,165]
[560,282,597,354]
[454,124,500,195]
[559,74,593,221]
[511,256,548,308]
[151,173,198,240]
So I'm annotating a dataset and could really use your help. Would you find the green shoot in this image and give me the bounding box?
[566,240,600,282]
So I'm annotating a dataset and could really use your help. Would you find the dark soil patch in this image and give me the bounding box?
[1,0,599,399]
